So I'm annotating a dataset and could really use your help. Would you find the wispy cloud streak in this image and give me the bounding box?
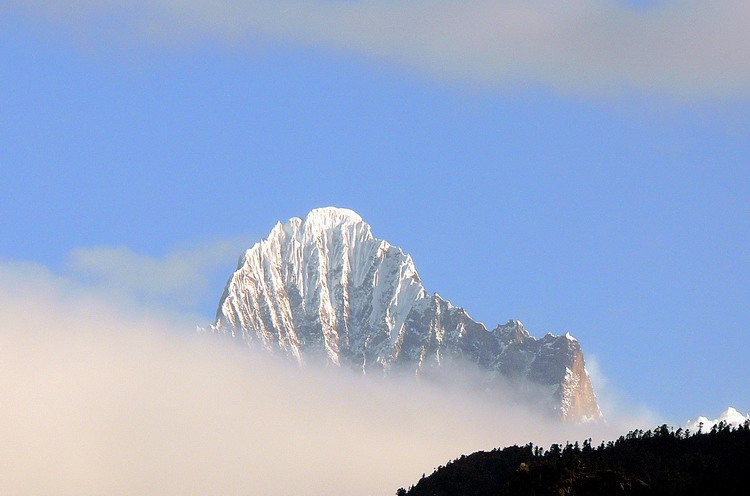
[6,0,750,98]
[66,239,248,307]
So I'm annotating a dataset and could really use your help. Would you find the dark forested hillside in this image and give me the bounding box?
[398,421,750,496]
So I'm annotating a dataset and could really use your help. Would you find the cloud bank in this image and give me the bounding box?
[7,0,750,98]
[0,259,625,495]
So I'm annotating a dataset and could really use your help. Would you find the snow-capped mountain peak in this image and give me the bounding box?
[212,207,601,421]
[686,407,750,431]
[303,206,364,226]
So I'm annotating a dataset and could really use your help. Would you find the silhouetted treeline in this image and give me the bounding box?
[398,420,750,496]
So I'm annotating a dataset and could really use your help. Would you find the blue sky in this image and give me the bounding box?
[1,2,749,424]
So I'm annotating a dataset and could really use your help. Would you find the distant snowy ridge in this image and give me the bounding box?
[211,207,602,421]
[686,407,750,431]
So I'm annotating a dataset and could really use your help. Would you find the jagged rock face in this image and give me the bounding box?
[212,207,601,421]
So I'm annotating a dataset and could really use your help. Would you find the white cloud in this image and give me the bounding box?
[66,238,248,308]
[0,259,627,495]
[7,0,750,98]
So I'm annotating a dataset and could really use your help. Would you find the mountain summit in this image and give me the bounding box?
[212,207,601,421]
[686,407,750,431]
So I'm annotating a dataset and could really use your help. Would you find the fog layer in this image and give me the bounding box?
[0,261,618,495]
